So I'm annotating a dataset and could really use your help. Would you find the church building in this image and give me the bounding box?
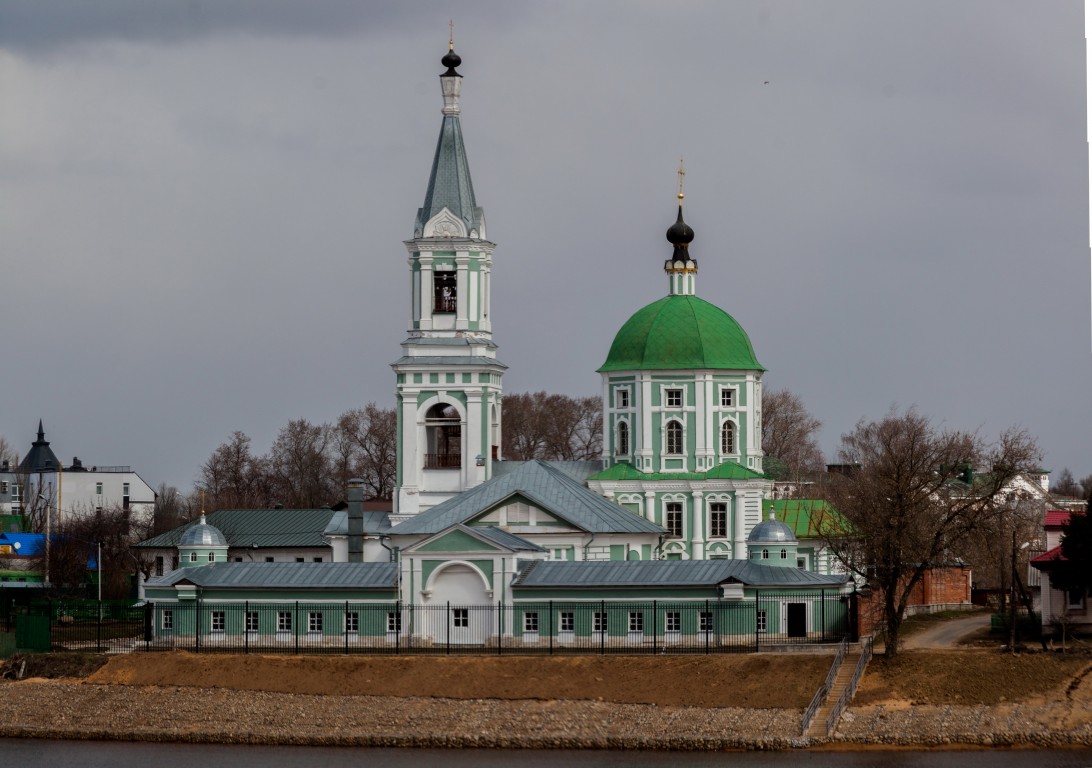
[141,42,852,649]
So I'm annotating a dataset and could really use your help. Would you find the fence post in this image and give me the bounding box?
[652,600,658,655]
[497,603,502,656]
[294,601,300,655]
[754,591,759,652]
[821,590,826,643]
[600,600,606,655]
[195,598,201,653]
[549,600,554,655]
[446,601,451,655]
[144,602,153,644]
[705,599,710,655]
[97,598,103,652]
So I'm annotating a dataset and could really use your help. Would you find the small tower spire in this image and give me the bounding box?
[665,159,697,296]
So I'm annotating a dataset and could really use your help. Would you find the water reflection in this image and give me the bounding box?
[3,740,1091,768]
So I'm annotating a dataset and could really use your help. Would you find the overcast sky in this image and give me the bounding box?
[2,1,1088,492]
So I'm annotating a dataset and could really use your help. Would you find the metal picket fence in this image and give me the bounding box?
[137,591,855,656]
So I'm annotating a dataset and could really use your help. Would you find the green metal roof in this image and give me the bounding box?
[587,461,766,482]
[762,499,848,539]
[148,562,397,590]
[599,295,764,372]
[514,559,849,589]
[134,508,338,550]
[389,460,664,536]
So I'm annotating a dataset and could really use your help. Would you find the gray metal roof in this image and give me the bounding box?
[414,114,483,237]
[513,559,850,589]
[389,459,664,536]
[178,515,227,547]
[135,508,338,549]
[471,526,545,552]
[494,460,601,482]
[147,562,397,590]
[402,336,498,349]
[323,510,392,536]
[18,420,61,473]
[391,356,508,368]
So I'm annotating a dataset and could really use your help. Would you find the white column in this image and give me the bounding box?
[419,254,434,330]
[455,254,470,330]
[466,391,484,489]
[691,490,705,559]
[732,493,744,559]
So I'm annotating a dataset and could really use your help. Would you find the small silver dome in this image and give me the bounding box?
[747,512,796,544]
[179,514,227,547]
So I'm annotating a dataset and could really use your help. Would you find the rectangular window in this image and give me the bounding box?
[665,388,683,408]
[313,557,323,563]
[797,557,807,569]
[616,389,630,408]
[629,611,644,633]
[308,612,323,633]
[1,481,8,493]
[296,557,305,563]
[154,556,164,576]
[699,611,713,633]
[278,611,292,632]
[246,611,259,632]
[665,611,681,632]
[709,502,728,538]
[1068,588,1085,610]
[593,611,607,633]
[386,612,400,633]
[95,482,103,495]
[433,271,457,313]
[452,608,469,628]
[122,482,130,495]
[524,612,539,633]
[345,612,360,633]
[560,611,575,632]
[211,611,225,632]
[161,609,173,630]
[756,609,767,633]
[265,557,274,562]
[720,389,735,407]
[666,502,683,538]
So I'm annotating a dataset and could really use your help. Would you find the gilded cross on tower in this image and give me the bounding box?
[677,158,686,203]
[449,20,455,50]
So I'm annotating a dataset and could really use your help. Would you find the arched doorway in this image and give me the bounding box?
[427,563,491,645]
[424,403,461,469]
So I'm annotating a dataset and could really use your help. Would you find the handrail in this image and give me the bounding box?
[823,635,873,736]
[800,636,848,735]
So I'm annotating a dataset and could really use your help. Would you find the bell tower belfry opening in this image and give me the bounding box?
[392,40,506,522]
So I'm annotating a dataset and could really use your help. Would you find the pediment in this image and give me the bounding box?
[424,207,468,238]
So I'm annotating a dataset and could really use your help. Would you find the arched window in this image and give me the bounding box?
[761,548,769,560]
[425,403,461,469]
[721,421,735,454]
[616,420,630,455]
[780,549,787,560]
[189,552,197,563]
[666,420,683,455]
[208,552,215,563]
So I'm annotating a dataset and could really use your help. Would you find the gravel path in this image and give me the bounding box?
[2,679,1090,750]
[902,613,992,650]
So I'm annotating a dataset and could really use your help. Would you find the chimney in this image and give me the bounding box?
[347,478,364,563]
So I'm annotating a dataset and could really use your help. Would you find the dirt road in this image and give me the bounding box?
[901,612,991,650]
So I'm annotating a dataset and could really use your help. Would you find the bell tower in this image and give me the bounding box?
[392,40,505,522]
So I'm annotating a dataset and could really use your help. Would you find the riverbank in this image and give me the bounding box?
[0,651,1089,750]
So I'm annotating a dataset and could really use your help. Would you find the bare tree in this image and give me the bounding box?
[199,431,271,510]
[761,388,824,482]
[335,405,397,500]
[267,419,336,508]
[502,392,602,461]
[1052,467,1082,498]
[820,407,1040,657]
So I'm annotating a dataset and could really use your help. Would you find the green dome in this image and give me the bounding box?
[599,295,764,372]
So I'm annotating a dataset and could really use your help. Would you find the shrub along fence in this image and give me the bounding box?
[13,591,857,655]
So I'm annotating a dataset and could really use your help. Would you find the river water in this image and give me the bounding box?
[3,740,1092,768]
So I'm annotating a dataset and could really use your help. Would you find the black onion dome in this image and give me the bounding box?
[666,206,695,265]
[666,206,694,245]
[442,48,462,76]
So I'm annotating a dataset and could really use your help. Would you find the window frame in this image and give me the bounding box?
[664,388,683,408]
[210,610,225,633]
[665,610,681,633]
[452,608,469,628]
[523,611,540,634]
[245,611,259,633]
[628,611,644,633]
[720,387,735,408]
[720,420,736,455]
[615,387,630,409]
[665,501,684,538]
[709,502,728,539]
[665,419,684,455]
[559,611,575,633]
[161,609,173,631]
[756,609,767,633]
[616,419,630,456]
[277,611,292,633]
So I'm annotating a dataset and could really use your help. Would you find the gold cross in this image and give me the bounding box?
[449,20,455,50]
[677,158,686,202]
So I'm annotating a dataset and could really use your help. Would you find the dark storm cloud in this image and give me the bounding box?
[0,0,523,52]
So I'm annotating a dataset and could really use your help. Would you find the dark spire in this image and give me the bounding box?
[442,21,462,77]
[665,160,696,266]
[19,419,61,474]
